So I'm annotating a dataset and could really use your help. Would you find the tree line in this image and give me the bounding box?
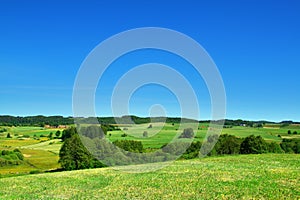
[2,115,288,127]
[58,127,300,171]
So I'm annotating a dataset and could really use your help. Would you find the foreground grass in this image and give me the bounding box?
[0,154,299,199]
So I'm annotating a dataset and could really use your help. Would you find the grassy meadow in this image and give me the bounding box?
[0,122,299,199]
[0,154,299,199]
[0,122,299,176]
[0,126,63,176]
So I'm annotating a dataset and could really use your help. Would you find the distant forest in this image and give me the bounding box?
[0,115,298,127]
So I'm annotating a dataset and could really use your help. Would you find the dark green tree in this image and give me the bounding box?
[179,128,194,138]
[214,134,242,155]
[267,142,284,153]
[113,140,143,153]
[59,133,104,170]
[6,133,12,138]
[240,135,268,154]
[143,131,148,137]
[55,130,61,137]
[61,127,77,141]
[280,138,300,153]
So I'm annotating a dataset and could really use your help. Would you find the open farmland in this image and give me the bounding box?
[0,122,299,177]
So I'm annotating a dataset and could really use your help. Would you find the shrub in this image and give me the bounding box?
[181,141,202,159]
[213,134,242,155]
[80,126,106,139]
[179,128,194,138]
[55,130,61,137]
[267,142,284,153]
[240,135,268,154]
[0,149,24,166]
[143,131,148,137]
[113,140,143,153]
[280,139,300,153]
[29,170,41,174]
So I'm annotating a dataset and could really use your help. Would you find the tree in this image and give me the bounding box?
[59,133,104,170]
[49,132,53,139]
[267,142,284,153]
[240,135,268,154]
[148,124,152,129]
[143,131,148,137]
[280,138,300,153]
[55,130,61,137]
[213,134,242,155]
[288,130,292,135]
[179,128,194,138]
[113,140,143,153]
[61,127,77,141]
[6,133,12,138]
[80,126,106,139]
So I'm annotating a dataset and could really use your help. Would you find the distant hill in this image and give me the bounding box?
[0,115,299,127]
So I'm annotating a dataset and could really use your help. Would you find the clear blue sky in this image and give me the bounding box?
[0,0,299,122]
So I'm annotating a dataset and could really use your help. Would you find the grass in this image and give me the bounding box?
[108,122,300,148]
[21,139,62,154]
[0,126,62,138]
[0,126,62,175]
[1,123,300,176]
[0,149,60,176]
[0,154,299,199]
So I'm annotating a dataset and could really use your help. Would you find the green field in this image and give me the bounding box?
[0,154,299,199]
[0,126,63,175]
[107,122,300,148]
[0,123,300,176]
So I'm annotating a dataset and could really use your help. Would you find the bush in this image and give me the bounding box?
[143,131,148,137]
[179,128,194,138]
[267,142,284,153]
[240,135,268,154]
[0,149,24,166]
[29,170,41,174]
[213,134,242,155]
[113,140,143,153]
[80,126,106,139]
[0,128,7,133]
[55,130,61,137]
[181,141,202,159]
[280,139,300,153]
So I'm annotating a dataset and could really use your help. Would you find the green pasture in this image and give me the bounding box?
[0,123,300,176]
[0,154,298,199]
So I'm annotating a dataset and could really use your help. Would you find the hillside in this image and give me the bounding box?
[0,154,299,199]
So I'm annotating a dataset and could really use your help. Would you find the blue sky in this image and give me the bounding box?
[0,0,299,122]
